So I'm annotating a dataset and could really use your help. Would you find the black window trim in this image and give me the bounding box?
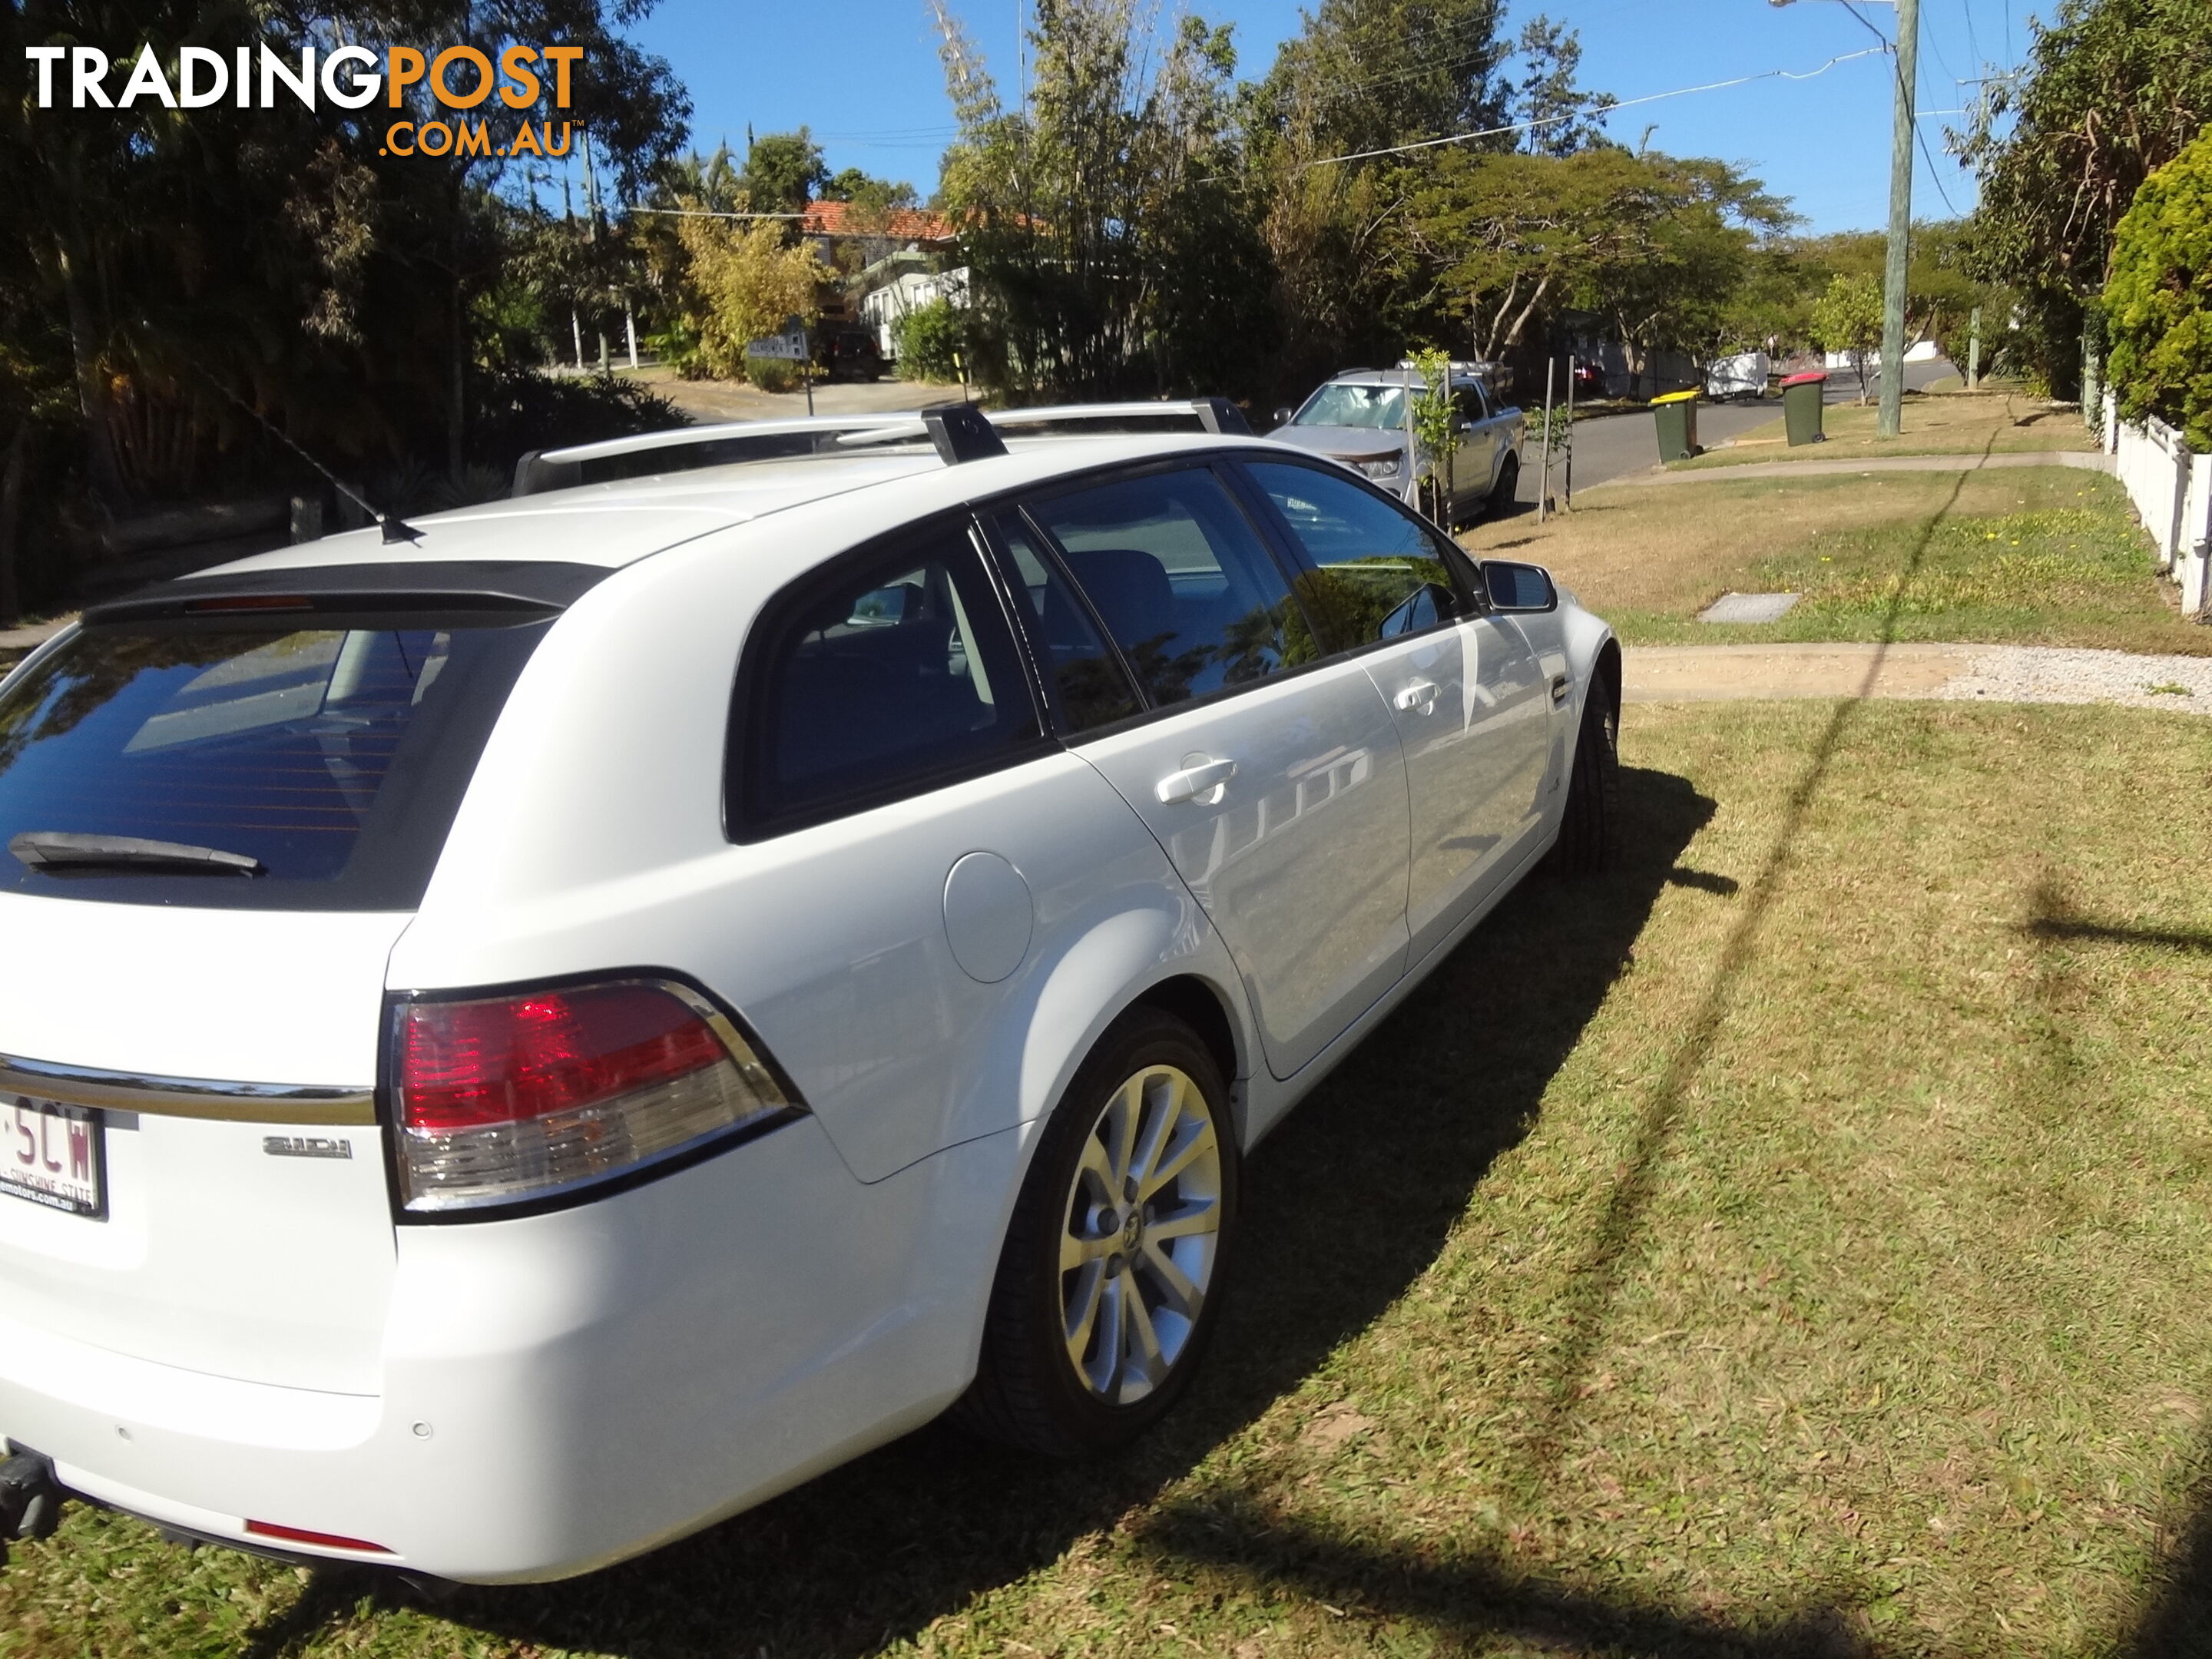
[996,455,1341,742]
[1224,453,1489,669]
[973,505,1149,741]
[723,507,1055,845]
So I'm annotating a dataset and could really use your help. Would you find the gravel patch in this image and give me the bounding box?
[1932,645,2212,714]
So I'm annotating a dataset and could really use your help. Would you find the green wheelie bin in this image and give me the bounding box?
[1651,389,1699,462]
[1782,370,1827,445]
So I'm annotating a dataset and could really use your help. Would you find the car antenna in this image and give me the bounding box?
[181,359,423,544]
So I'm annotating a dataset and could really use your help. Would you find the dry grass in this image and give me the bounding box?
[7,700,2212,1657]
[1463,468,2210,655]
[1675,388,2097,470]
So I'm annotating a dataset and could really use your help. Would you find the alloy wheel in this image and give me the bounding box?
[1057,1063,1224,1404]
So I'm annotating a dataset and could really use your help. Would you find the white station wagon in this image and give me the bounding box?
[0,403,1619,1583]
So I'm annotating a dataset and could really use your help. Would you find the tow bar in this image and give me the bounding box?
[0,1449,65,1567]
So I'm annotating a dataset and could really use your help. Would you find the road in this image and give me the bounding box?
[1521,357,1959,502]
[644,358,1958,506]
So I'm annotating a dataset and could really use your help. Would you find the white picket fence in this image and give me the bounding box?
[2103,392,2212,617]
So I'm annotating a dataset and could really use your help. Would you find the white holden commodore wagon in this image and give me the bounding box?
[0,403,1618,1583]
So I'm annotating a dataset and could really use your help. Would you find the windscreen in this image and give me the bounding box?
[0,618,550,909]
[1293,383,1408,430]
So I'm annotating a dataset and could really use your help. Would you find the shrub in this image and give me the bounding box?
[468,367,686,475]
[743,356,804,394]
[675,214,824,380]
[892,300,966,383]
[2104,127,2212,449]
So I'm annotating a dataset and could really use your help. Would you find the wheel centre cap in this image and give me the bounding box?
[1122,1208,1144,1251]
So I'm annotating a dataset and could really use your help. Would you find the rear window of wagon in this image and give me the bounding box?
[0,618,550,911]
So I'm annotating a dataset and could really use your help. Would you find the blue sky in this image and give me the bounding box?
[624,0,2033,233]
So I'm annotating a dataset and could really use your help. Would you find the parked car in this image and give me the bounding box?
[1704,351,1772,401]
[0,405,1618,1584]
[816,326,885,383]
[1268,365,1525,525]
[1571,361,1608,399]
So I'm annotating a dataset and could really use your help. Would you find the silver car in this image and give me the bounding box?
[1270,366,1525,525]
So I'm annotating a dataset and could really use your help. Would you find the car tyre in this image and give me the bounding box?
[1549,686,1620,876]
[1487,453,1520,519]
[955,1007,1239,1458]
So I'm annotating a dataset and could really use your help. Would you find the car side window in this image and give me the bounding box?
[1027,467,1310,710]
[990,514,1144,733]
[1452,385,1486,426]
[742,525,1041,830]
[1243,460,1465,653]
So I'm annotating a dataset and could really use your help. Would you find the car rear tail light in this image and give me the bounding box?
[391,979,799,1214]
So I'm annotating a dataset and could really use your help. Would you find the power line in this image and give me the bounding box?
[1296,46,1889,171]
[1914,115,1961,214]
[1834,0,1894,50]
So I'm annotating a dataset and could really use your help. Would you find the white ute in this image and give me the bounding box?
[0,402,1620,1582]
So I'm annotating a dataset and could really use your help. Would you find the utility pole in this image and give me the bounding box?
[1773,0,1919,435]
[1878,0,1919,439]
[1967,304,1982,389]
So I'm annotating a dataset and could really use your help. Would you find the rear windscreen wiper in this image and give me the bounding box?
[8,832,266,876]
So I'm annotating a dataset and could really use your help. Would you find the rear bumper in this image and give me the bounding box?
[0,1115,1023,1582]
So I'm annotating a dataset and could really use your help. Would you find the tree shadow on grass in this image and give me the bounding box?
[2124,1452,2212,1657]
[1139,1500,1876,1658]
[261,765,1714,1659]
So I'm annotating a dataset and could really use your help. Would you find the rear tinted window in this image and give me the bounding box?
[739,526,1043,832]
[0,620,549,909]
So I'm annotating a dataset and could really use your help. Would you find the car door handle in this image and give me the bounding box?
[1393,680,1441,714]
[1155,757,1237,805]
[1551,674,1571,704]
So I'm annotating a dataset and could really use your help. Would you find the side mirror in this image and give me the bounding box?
[1272,406,1293,428]
[1482,561,1557,613]
[1377,581,1456,639]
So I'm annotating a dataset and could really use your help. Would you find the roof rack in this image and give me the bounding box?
[512,416,931,496]
[510,397,1254,497]
[988,397,1251,438]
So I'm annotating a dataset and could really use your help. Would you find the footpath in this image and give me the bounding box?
[1624,641,2212,714]
[1598,451,2116,489]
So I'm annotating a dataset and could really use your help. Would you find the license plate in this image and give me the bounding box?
[3,1097,106,1219]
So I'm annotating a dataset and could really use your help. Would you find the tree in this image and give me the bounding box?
[0,0,687,536]
[823,168,919,213]
[1508,16,1617,157]
[2103,128,2212,448]
[932,0,1270,398]
[1241,0,1518,385]
[742,130,829,210]
[1810,273,1883,402]
[1402,146,1789,382]
[1959,0,2212,393]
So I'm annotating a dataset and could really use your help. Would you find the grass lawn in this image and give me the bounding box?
[1673,389,2097,470]
[7,699,2212,1657]
[1464,467,2210,655]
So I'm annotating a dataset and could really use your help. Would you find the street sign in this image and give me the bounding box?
[745,318,810,362]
